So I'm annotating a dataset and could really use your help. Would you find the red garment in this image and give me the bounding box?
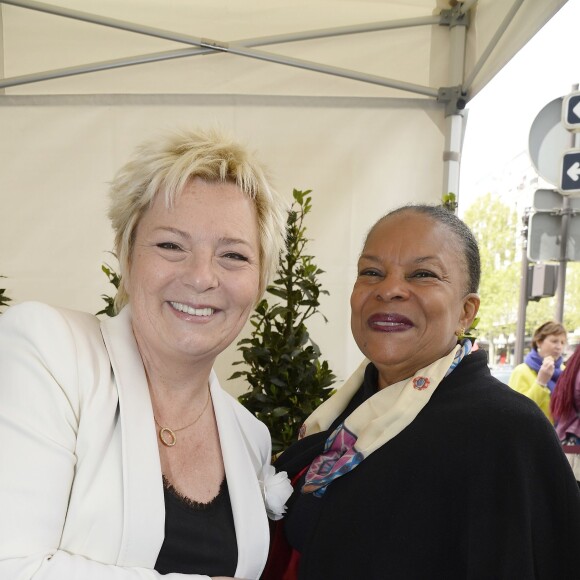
[261,468,307,580]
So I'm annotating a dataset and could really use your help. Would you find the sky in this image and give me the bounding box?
[459,0,580,210]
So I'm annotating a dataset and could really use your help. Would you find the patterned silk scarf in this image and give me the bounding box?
[301,340,472,497]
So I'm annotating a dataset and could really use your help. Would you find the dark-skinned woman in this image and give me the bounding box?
[265,204,580,580]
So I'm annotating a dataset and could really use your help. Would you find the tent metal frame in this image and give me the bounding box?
[0,0,524,197]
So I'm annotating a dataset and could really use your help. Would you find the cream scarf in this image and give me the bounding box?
[301,340,471,496]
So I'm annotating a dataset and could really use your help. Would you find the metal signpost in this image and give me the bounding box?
[527,191,580,263]
[517,86,580,363]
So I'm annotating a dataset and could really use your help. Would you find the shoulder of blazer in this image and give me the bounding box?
[1,300,102,346]
[0,301,105,385]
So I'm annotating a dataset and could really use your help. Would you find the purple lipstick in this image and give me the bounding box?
[367,313,413,332]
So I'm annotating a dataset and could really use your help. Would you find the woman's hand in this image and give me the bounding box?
[537,355,555,386]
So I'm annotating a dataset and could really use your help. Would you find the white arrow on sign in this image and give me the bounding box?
[567,161,580,182]
[574,101,580,121]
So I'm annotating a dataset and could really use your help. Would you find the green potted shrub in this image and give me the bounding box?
[232,189,336,453]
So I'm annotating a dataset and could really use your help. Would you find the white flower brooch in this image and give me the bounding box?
[259,464,293,521]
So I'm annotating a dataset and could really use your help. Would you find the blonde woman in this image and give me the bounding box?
[0,129,292,579]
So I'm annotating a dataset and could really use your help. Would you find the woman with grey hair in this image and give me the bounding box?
[0,128,292,579]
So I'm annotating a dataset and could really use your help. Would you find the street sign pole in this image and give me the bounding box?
[515,210,530,365]
[528,85,580,334]
[554,195,570,322]
[555,87,580,321]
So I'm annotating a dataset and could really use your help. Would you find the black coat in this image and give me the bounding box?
[273,351,580,580]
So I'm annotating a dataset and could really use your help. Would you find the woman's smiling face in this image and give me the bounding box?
[350,211,480,388]
[126,177,261,371]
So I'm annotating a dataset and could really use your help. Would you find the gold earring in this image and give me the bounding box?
[455,327,465,337]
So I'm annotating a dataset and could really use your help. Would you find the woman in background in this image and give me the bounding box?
[551,346,580,485]
[552,346,580,444]
[509,321,566,421]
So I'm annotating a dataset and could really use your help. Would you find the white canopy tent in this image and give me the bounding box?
[0,0,568,392]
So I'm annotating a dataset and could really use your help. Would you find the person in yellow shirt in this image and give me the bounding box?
[509,321,567,421]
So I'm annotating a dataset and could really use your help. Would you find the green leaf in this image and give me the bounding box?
[96,260,121,317]
[232,187,336,452]
[267,287,288,300]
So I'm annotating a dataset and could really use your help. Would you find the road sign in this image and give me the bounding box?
[532,189,580,211]
[529,97,570,187]
[527,263,558,300]
[528,211,580,262]
[563,91,580,131]
[533,188,564,211]
[560,149,580,194]
[533,188,580,211]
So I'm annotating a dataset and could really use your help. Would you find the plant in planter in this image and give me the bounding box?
[231,189,336,453]
[0,277,12,314]
[442,192,458,212]
[96,262,120,317]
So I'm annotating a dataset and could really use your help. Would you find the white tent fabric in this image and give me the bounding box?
[0,0,568,393]
[0,0,567,99]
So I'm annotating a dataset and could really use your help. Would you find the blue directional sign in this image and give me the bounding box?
[560,149,580,194]
[563,92,580,131]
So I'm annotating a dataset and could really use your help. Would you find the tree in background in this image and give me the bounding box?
[526,263,580,334]
[464,192,580,352]
[463,193,519,340]
[232,189,336,453]
[561,262,580,331]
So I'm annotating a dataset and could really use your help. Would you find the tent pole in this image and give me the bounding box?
[442,9,467,202]
[245,16,441,44]
[0,0,439,96]
[220,47,439,97]
[0,45,438,96]
[0,48,211,89]
[443,115,463,201]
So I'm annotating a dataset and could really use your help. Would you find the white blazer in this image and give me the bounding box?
[0,302,274,580]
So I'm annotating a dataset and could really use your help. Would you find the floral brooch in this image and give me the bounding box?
[259,464,293,520]
[412,376,430,391]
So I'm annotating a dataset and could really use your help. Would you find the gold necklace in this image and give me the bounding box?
[153,388,211,447]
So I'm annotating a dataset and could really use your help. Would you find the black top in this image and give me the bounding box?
[155,477,237,576]
[275,351,580,580]
[284,362,378,552]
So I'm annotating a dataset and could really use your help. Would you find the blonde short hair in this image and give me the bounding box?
[108,128,288,311]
